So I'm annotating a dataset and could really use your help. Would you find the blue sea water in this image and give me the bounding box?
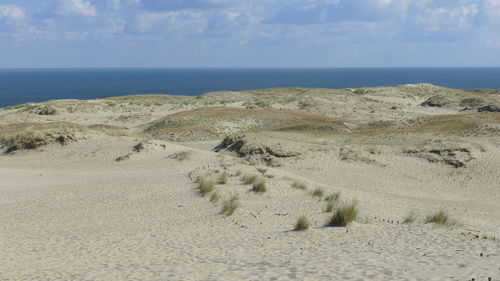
[1,67,500,108]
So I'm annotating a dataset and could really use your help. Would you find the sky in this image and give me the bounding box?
[1,0,500,68]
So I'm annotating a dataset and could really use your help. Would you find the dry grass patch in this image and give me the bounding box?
[403,209,419,224]
[168,151,191,161]
[424,210,456,226]
[221,195,239,216]
[291,181,307,190]
[196,175,215,197]
[311,188,324,198]
[241,173,259,185]
[210,192,220,202]
[217,172,229,184]
[324,192,341,203]
[326,200,359,227]
[251,179,267,193]
[295,216,310,231]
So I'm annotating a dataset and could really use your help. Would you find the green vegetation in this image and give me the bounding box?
[196,175,215,197]
[241,173,259,185]
[251,179,267,193]
[424,210,456,226]
[221,195,239,216]
[403,209,419,224]
[210,192,220,202]
[295,216,310,231]
[217,172,229,184]
[324,192,341,203]
[326,200,359,227]
[291,181,307,190]
[311,188,324,198]
[325,200,335,213]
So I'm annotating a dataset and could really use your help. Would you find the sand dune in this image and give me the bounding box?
[1,85,499,280]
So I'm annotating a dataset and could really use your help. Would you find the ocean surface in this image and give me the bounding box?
[1,67,500,108]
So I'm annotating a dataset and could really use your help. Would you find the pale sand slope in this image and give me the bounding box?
[0,135,499,281]
[1,85,500,280]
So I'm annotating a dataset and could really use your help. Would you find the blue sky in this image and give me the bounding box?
[1,0,500,68]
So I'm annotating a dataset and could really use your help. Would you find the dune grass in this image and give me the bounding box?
[325,200,336,213]
[324,192,341,212]
[403,209,419,224]
[295,216,310,231]
[241,173,259,185]
[311,188,324,198]
[210,192,220,202]
[221,195,239,216]
[326,200,358,227]
[424,210,456,226]
[257,167,268,174]
[196,174,215,197]
[324,192,341,203]
[291,181,307,190]
[217,172,229,184]
[251,179,267,193]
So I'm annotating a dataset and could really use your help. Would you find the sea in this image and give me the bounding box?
[1,67,500,108]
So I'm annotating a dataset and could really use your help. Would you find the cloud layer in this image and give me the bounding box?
[1,0,500,67]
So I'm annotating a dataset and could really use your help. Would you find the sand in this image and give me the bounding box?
[0,84,499,280]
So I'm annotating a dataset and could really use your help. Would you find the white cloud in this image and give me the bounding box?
[0,5,26,20]
[54,0,97,17]
[485,0,500,20]
[414,5,478,31]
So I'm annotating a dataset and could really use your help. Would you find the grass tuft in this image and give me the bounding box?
[325,200,336,213]
[311,188,324,198]
[324,192,341,203]
[403,209,419,224]
[326,200,358,227]
[251,179,267,193]
[295,216,310,231]
[221,195,239,216]
[424,210,456,226]
[324,192,341,212]
[210,192,220,202]
[257,167,268,174]
[291,181,307,190]
[197,177,215,197]
[217,172,229,184]
[241,173,259,185]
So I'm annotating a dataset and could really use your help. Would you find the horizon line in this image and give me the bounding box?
[2,66,500,70]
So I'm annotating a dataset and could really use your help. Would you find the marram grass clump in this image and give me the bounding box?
[251,179,267,193]
[291,181,307,190]
[210,192,220,202]
[324,192,341,212]
[221,195,239,216]
[295,216,310,231]
[311,188,324,198]
[403,209,419,224]
[241,173,259,185]
[197,177,215,197]
[424,210,456,226]
[326,200,358,227]
[217,172,229,184]
[324,192,341,203]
